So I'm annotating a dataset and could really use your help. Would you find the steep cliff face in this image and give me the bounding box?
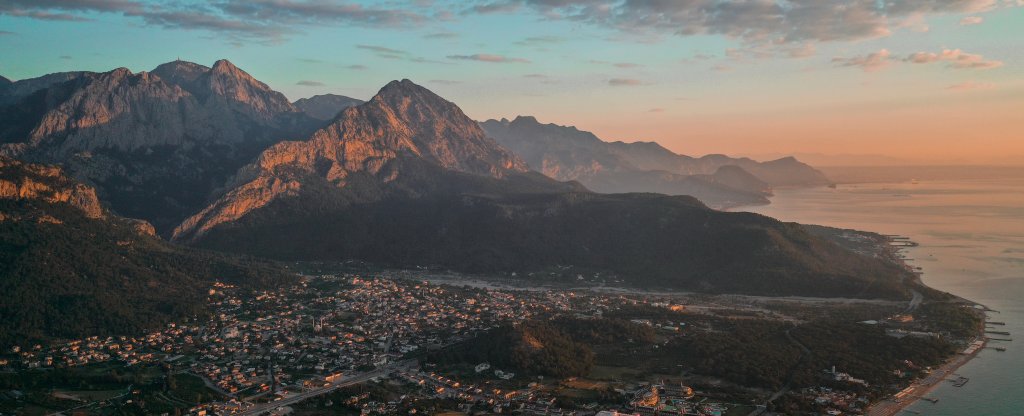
[174,79,530,241]
[0,60,322,233]
[293,93,364,120]
[482,116,831,192]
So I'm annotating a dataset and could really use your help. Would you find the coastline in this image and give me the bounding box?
[863,233,990,416]
[866,326,988,416]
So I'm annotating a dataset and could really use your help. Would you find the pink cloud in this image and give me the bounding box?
[832,49,892,72]
[946,81,995,91]
[959,16,984,25]
[906,49,1002,69]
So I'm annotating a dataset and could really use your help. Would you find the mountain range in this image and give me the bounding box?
[0,59,916,344]
[481,116,830,208]
[0,60,322,234]
[171,78,909,299]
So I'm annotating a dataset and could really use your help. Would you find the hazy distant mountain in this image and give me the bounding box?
[0,157,291,345]
[293,93,364,120]
[481,116,830,197]
[478,116,769,208]
[0,59,322,234]
[176,80,910,299]
[0,75,10,86]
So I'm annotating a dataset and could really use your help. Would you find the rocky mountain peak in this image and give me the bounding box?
[151,60,210,86]
[201,59,297,117]
[173,79,529,242]
[0,75,11,86]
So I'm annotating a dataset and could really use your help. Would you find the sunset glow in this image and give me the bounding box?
[2,1,1021,164]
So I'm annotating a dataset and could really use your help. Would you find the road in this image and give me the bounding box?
[904,289,923,314]
[229,362,411,416]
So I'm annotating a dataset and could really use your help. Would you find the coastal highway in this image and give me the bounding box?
[229,362,409,416]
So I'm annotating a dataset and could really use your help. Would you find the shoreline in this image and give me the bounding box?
[865,233,989,416]
[866,328,988,416]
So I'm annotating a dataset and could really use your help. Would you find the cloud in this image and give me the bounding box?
[960,16,984,25]
[357,44,446,64]
[515,35,563,46]
[523,73,548,78]
[0,0,427,44]
[946,81,995,91]
[357,44,406,55]
[296,80,325,86]
[346,64,368,70]
[608,78,643,86]
[447,54,530,63]
[429,79,462,85]
[466,0,1010,49]
[589,60,643,68]
[905,49,1003,69]
[834,48,1002,72]
[0,30,15,36]
[59,55,72,60]
[832,49,893,72]
[424,31,458,39]
[647,108,665,113]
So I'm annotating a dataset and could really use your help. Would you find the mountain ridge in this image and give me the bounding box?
[0,59,324,234]
[175,79,911,299]
[481,115,830,194]
[293,93,364,120]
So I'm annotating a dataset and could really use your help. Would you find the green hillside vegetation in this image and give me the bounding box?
[427,320,596,378]
[198,186,912,299]
[0,162,294,347]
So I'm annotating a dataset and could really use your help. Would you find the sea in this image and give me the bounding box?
[740,174,1024,415]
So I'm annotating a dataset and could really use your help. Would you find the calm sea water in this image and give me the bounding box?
[741,178,1024,415]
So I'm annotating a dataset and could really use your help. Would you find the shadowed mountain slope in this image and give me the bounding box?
[0,157,293,346]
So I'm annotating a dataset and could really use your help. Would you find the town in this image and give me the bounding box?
[1,268,984,416]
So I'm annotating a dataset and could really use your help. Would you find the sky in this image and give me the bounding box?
[1,0,1022,165]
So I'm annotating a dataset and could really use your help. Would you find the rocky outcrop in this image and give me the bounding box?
[293,94,364,120]
[174,79,527,241]
[0,157,102,219]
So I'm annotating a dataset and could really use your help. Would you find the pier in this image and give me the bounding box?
[951,376,969,387]
[986,337,1012,342]
[985,330,1010,336]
